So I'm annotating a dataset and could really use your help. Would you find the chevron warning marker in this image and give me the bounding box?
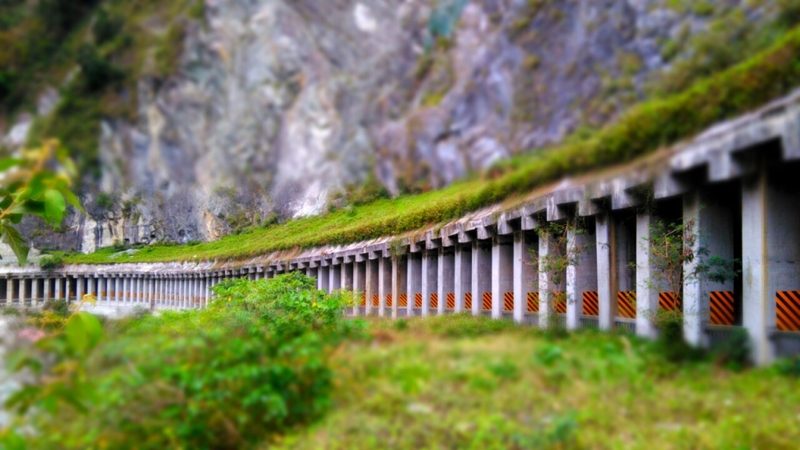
[554,292,567,314]
[465,293,472,310]
[776,291,800,331]
[709,291,734,325]
[503,292,514,311]
[430,293,439,309]
[415,293,422,308]
[617,291,636,319]
[399,294,408,307]
[583,291,599,316]
[447,293,455,309]
[527,292,539,313]
[658,292,680,311]
[482,292,492,310]
[386,294,393,308]
[372,294,379,307]
[360,293,366,307]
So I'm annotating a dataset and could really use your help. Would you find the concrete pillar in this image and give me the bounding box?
[54,277,62,301]
[636,212,660,339]
[203,276,209,307]
[596,212,618,330]
[538,232,556,328]
[492,237,513,319]
[421,249,437,316]
[31,278,39,307]
[97,277,105,303]
[19,278,27,306]
[566,223,598,330]
[330,262,341,293]
[472,241,492,316]
[316,265,327,292]
[43,277,51,303]
[182,277,188,308]
[378,256,390,317]
[742,167,769,363]
[683,189,736,346]
[513,231,536,323]
[114,277,121,305]
[454,244,472,313]
[741,161,800,364]
[353,261,366,315]
[365,259,379,315]
[4,278,11,305]
[392,256,407,318]
[87,276,94,299]
[438,249,455,315]
[75,276,83,302]
[341,263,351,291]
[406,254,421,316]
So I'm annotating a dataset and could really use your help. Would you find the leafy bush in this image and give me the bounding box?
[38,254,64,271]
[712,327,750,369]
[92,7,123,44]
[1,307,21,317]
[76,44,123,92]
[0,69,17,102]
[774,355,800,377]
[41,299,70,317]
[4,273,366,449]
[654,319,707,363]
[95,192,114,209]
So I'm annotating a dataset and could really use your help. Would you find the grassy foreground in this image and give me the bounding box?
[272,316,800,450]
[60,24,800,266]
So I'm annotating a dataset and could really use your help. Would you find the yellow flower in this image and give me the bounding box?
[228,296,232,302]
[312,302,317,307]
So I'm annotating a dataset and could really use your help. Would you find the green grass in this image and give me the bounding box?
[60,24,800,265]
[269,315,800,449]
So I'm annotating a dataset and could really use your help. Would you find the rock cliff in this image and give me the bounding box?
[1,0,781,254]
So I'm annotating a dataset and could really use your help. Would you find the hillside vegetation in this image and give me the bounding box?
[57,21,800,265]
[274,316,800,449]
[4,274,799,448]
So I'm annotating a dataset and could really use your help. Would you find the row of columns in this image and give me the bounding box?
[0,273,231,311]
[305,161,799,365]
[0,155,794,364]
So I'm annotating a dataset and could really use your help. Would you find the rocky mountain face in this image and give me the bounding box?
[1,0,776,254]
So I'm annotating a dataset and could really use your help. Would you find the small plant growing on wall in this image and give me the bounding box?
[527,219,588,330]
[633,216,739,333]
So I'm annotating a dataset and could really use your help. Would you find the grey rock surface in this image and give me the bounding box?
[3,0,776,254]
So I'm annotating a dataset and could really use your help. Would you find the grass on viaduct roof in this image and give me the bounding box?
[62,25,800,265]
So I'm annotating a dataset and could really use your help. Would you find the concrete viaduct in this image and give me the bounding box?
[5,91,800,366]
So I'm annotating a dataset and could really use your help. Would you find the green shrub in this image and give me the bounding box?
[712,327,750,369]
[92,8,123,44]
[41,299,69,317]
[76,44,123,92]
[95,192,114,209]
[9,273,366,449]
[0,69,18,102]
[1,307,21,317]
[38,254,64,271]
[774,355,800,377]
[654,320,707,363]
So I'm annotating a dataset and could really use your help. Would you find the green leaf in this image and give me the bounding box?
[1,224,29,266]
[58,186,86,215]
[0,428,28,450]
[13,175,45,204]
[0,158,23,172]
[43,189,66,226]
[65,312,103,354]
[9,200,46,217]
